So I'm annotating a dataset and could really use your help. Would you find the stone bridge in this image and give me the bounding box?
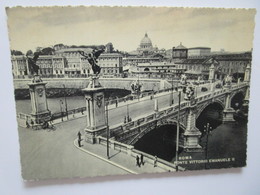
[101,81,249,151]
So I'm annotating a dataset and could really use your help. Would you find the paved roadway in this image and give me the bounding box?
[18,117,129,180]
[107,82,215,127]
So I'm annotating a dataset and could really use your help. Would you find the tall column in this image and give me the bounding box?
[83,75,106,144]
[208,64,215,83]
[28,76,51,125]
[183,101,202,152]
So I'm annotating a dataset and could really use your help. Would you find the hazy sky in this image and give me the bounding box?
[6,6,256,53]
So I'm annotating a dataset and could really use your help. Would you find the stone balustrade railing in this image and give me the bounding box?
[96,136,184,172]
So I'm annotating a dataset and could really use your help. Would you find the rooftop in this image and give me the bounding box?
[174,42,187,50]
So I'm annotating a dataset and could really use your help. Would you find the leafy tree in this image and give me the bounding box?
[11,50,23,56]
[26,50,33,56]
[41,47,54,55]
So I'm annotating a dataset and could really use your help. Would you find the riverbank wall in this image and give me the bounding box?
[13,77,170,91]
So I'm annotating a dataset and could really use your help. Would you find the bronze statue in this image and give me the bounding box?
[26,52,40,75]
[78,49,105,75]
[183,85,195,100]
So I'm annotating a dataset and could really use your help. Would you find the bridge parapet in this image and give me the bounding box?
[96,136,184,171]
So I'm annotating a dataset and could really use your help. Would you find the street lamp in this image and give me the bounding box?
[204,122,212,169]
[59,99,63,122]
[137,67,140,101]
[175,90,181,172]
[106,100,110,159]
[62,84,69,120]
[126,101,129,123]
[171,73,174,105]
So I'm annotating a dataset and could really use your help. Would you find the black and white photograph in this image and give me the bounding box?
[5,5,256,181]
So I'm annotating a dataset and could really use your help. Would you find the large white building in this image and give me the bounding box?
[188,47,211,57]
[11,47,123,78]
[98,53,123,76]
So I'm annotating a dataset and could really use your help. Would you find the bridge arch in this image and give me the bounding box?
[230,90,245,110]
[196,101,225,133]
[230,89,246,100]
[196,100,225,120]
[132,122,185,161]
[129,119,185,146]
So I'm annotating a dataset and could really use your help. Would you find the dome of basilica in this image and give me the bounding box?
[140,33,153,48]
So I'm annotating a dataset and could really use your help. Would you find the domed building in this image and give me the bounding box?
[137,33,156,56]
[172,42,188,60]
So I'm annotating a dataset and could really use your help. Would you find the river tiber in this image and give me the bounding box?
[7,6,255,180]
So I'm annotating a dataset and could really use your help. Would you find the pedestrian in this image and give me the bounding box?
[154,156,158,167]
[140,154,144,165]
[78,138,82,147]
[26,121,30,128]
[136,155,140,167]
[124,116,127,123]
[77,131,82,141]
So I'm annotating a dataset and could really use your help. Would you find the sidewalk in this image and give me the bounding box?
[74,139,168,174]
[51,111,86,125]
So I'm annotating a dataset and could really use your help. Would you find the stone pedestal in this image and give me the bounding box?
[243,87,250,107]
[183,103,202,152]
[223,108,235,123]
[83,76,107,144]
[28,75,51,125]
[222,90,235,123]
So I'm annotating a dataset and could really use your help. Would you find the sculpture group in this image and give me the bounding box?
[26,48,105,77]
[78,49,105,75]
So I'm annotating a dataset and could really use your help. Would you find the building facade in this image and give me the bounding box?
[172,42,188,60]
[98,53,123,76]
[11,55,28,77]
[188,47,211,57]
[130,62,186,79]
[11,48,123,78]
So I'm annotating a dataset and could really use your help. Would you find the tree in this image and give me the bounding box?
[11,50,23,56]
[26,50,33,56]
[41,47,54,55]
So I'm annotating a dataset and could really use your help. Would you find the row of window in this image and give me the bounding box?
[99,63,118,67]
[99,57,121,61]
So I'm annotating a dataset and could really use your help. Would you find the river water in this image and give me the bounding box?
[15,88,131,114]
